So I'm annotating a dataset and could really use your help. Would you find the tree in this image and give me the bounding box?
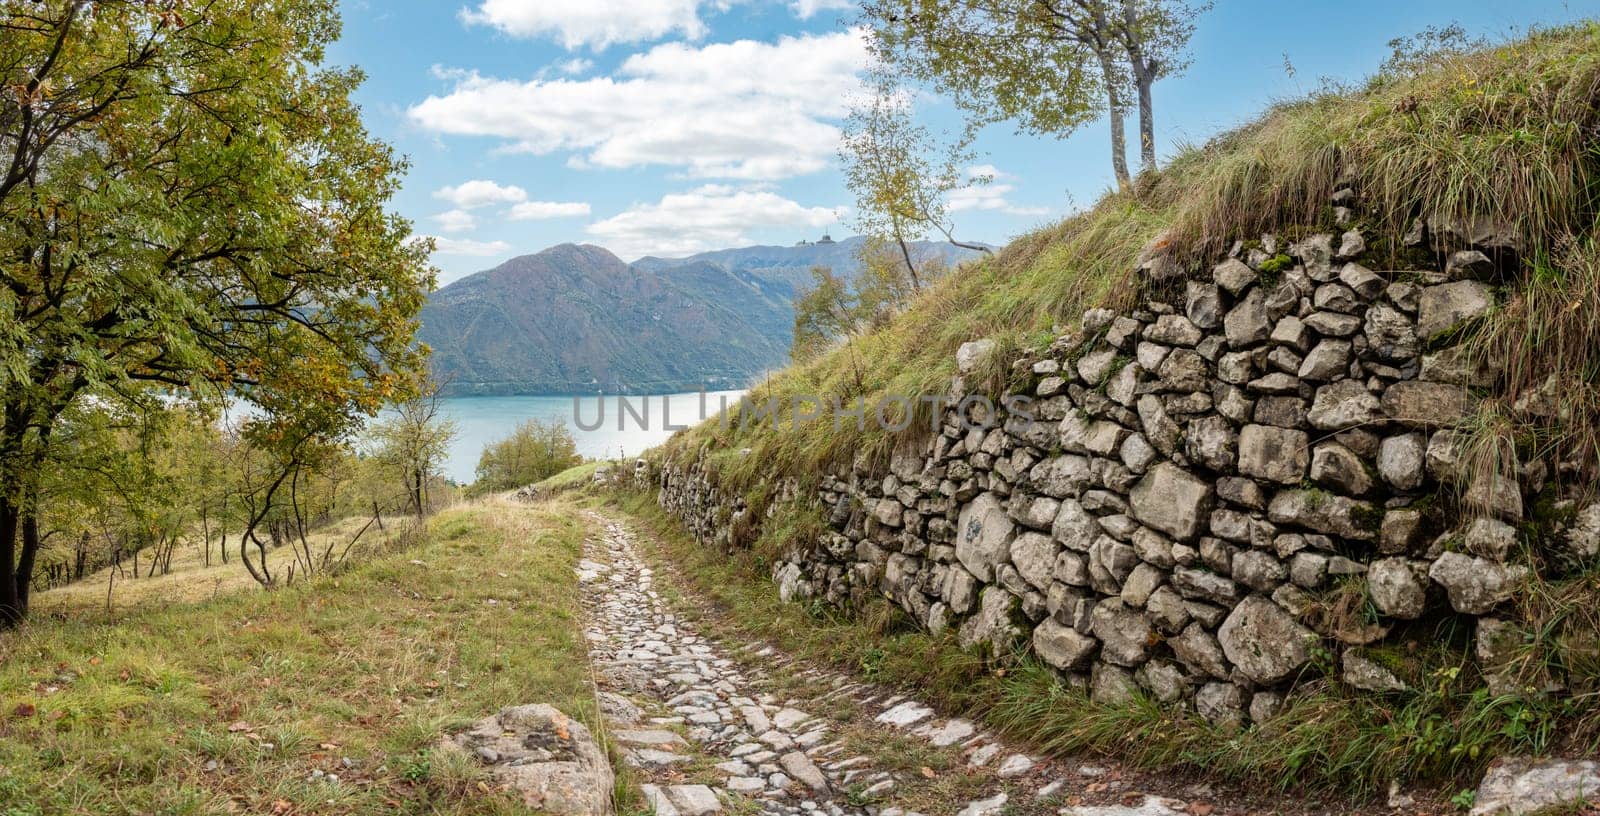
[371,388,457,518]
[790,266,859,362]
[0,1,433,626]
[473,419,582,493]
[841,73,987,289]
[863,0,1206,188]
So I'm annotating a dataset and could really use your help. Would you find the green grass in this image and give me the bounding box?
[535,460,612,493]
[659,23,1600,511]
[600,490,1600,798]
[0,498,609,815]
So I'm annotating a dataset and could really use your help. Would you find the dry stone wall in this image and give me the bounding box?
[645,208,1600,727]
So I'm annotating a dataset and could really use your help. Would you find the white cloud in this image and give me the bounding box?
[433,179,528,209]
[790,0,852,19]
[508,200,592,220]
[431,209,478,233]
[423,236,514,256]
[947,166,1050,217]
[408,30,870,180]
[460,0,727,50]
[557,58,594,75]
[587,185,844,259]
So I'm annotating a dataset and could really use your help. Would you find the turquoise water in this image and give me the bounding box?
[436,391,745,484]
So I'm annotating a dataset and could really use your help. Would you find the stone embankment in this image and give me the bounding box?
[645,195,1600,727]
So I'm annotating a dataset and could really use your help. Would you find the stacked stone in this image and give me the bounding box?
[649,207,1600,725]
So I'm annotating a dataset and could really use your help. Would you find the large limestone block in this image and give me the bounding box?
[443,704,614,816]
[1217,596,1318,684]
[1130,463,1213,541]
[956,492,1016,583]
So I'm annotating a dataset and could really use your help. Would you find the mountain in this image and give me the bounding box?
[418,237,988,396]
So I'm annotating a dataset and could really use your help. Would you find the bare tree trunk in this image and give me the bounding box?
[1095,51,1132,190]
[894,235,922,291]
[1121,0,1159,175]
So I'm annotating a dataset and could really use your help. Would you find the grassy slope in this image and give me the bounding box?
[0,498,601,816]
[661,23,1600,494]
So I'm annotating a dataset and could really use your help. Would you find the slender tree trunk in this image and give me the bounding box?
[1095,52,1132,190]
[894,235,922,291]
[1121,0,1158,175]
[1134,68,1155,174]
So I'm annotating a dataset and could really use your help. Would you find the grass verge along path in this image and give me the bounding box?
[0,497,598,815]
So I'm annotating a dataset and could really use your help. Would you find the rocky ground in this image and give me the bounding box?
[578,511,1450,816]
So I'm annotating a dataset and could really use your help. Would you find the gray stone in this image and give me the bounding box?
[955,492,1015,583]
[1224,287,1272,348]
[1363,304,1420,361]
[1270,315,1311,351]
[1218,596,1319,684]
[1052,499,1100,552]
[1252,395,1306,428]
[1217,351,1254,384]
[1289,551,1328,589]
[1032,618,1098,670]
[1428,552,1527,614]
[941,565,979,614]
[1129,463,1213,541]
[1303,311,1362,336]
[1368,558,1427,619]
[1463,517,1518,562]
[1031,455,1094,499]
[1170,623,1229,679]
[1298,339,1352,381]
[1135,660,1190,704]
[1213,258,1257,294]
[1157,349,1208,392]
[1250,691,1285,724]
[1012,495,1061,531]
[1310,442,1374,495]
[1566,502,1600,562]
[1267,489,1380,541]
[1185,415,1238,472]
[1383,379,1474,428]
[1418,280,1495,341]
[1091,600,1154,667]
[1089,662,1139,706]
[1150,312,1205,345]
[446,704,615,816]
[1136,395,1184,457]
[957,587,1024,652]
[1377,433,1426,490]
[956,339,997,374]
[1313,282,1360,313]
[1307,380,1382,430]
[1010,531,1060,591]
[1171,566,1241,605]
[1469,757,1600,816]
[1120,433,1158,474]
[1088,535,1139,594]
[1195,681,1245,731]
[1121,562,1166,607]
[1077,348,1121,385]
[1237,425,1310,485]
[1339,261,1383,297]
[779,751,829,793]
[1342,651,1407,693]
[1232,550,1288,592]
[1146,585,1190,634]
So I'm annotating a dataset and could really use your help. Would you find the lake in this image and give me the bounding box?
[435,390,746,484]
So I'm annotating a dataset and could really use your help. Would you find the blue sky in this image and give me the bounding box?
[327,0,1598,284]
